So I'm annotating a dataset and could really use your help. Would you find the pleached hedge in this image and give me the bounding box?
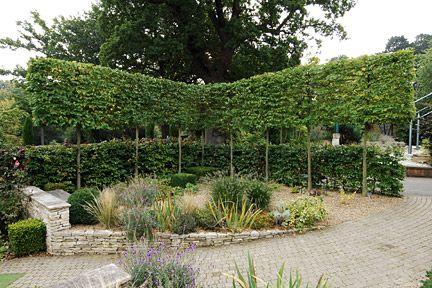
[23,140,404,196]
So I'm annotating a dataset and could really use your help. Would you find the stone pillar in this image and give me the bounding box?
[332,133,340,146]
[22,186,71,253]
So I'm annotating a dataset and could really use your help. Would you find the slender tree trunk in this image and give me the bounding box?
[265,129,269,181]
[178,127,182,173]
[280,128,283,144]
[307,127,312,192]
[40,127,45,145]
[201,130,205,166]
[362,125,368,196]
[230,130,234,178]
[135,127,139,177]
[76,126,81,189]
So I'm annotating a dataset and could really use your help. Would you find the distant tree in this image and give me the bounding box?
[412,34,432,54]
[329,55,349,62]
[416,48,432,98]
[384,36,411,53]
[0,6,104,73]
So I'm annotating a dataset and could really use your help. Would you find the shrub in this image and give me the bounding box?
[115,177,158,208]
[195,208,218,230]
[170,173,197,188]
[43,181,75,193]
[67,188,99,225]
[286,197,327,229]
[245,179,272,210]
[421,269,432,288]
[153,194,180,231]
[21,141,404,196]
[0,148,26,237]
[251,212,273,230]
[120,208,158,241]
[184,166,218,178]
[173,213,197,235]
[208,199,262,232]
[8,219,46,257]
[120,242,198,288]
[85,188,120,229]
[211,176,245,207]
[211,177,272,210]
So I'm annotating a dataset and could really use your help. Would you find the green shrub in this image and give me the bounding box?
[44,181,75,193]
[172,213,197,235]
[16,141,404,196]
[421,269,432,288]
[286,197,327,229]
[195,208,218,230]
[251,212,273,230]
[120,209,157,241]
[245,179,272,210]
[67,188,99,225]
[8,218,46,257]
[184,166,218,178]
[211,176,245,207]
[211,177,272,210]
[169,173,197,188]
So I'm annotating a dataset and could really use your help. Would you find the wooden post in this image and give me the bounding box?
[265,129,269,181]
[362,125,368,196]
[178,127,182,173]
[230,130,234,178]
[307,127,312,192]
[280,128,283,144]
[76,126,81,189]
[135,127,139,177]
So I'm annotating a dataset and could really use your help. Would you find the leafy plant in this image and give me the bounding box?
[195,207,218,230]
[120,242,198,288]
[8,218,46,257]
[339,189,355,205]
[184,166,218,178]
[173,213,197,235]
[67,188,99,225]
[170,173,198,188]
[229,254,329,288]
[421,269,432,288]
[245,179,272,210]
[285,197,327,229]
[270,208,291,227]
[85,188,120,229]
[153,193,180,232]
[208,199,262,232]
[120,208,157,241]
[211,176,246,208]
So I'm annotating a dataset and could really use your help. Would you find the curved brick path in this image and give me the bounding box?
[1,179,431,288]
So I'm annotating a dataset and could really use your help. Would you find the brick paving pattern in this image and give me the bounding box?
[1,178,431,287]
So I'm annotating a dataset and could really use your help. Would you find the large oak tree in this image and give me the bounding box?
[98,0,356,83]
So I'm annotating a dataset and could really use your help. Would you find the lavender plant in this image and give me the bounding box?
[120,242,198,288]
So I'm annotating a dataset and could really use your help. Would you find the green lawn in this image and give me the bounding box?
[0,273,24,288]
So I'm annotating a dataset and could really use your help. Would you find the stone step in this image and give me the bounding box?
[48,264,131,288]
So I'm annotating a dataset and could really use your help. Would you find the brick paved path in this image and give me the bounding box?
[1,182,431,287]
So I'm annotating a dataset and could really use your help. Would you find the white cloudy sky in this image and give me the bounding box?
[0,0,431,72]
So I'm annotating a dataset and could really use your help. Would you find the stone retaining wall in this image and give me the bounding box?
[22,186,128,255]
[23,186,321,255]
[155,227,321,248]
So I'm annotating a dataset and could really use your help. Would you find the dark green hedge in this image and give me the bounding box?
[21,140,404,196]
[8,218,46,257]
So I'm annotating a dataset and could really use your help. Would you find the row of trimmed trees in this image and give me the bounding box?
[26,51,416,193]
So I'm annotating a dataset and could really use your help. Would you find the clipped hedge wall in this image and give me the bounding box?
[21,140,404,196]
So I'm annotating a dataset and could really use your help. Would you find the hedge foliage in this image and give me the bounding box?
[22,140,404,196]
[8,218,46,257]
[27,51,416,132]
[67,188,99,225]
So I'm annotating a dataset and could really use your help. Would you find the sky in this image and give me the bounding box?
[0,0,431,72]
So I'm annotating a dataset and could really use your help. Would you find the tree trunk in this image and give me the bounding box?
[265,129,269,181]
[230,130,234,178]
[362,126,368,196]
[307,127,312,192]
[76,126,81,189]
[40,127,45,145]
[201,130,205,166]
[280,128,283,144]
[135,127,139,177]
[178,127,182,173]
